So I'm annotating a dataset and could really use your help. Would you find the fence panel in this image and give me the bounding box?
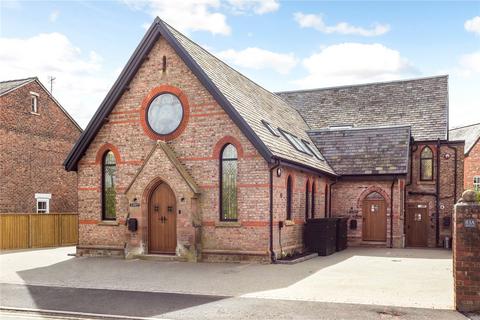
[0,213,78,250]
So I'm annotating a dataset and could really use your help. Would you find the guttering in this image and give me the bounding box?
[269,159,281,263]
[275,157,337,179]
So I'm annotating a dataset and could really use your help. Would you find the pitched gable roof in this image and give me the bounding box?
[449,123,480,155]
[277,76,449,141]
[0,77,36,96]
[64,18,335,176]
[308,125,411,176]
[0,76,82,132]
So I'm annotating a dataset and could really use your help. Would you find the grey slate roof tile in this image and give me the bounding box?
[277,76,448,141]
[0,77,36,96]
[308,125,411,175]
[449,123,480,154]
[165,23,335,175]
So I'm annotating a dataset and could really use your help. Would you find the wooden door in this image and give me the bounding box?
[406,203,428,247]
[149,182,177,254]
[362,200,387,241]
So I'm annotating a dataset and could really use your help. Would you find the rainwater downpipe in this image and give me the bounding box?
[269,159,280,263]
[445,144,458,203]
[390,177,396,248]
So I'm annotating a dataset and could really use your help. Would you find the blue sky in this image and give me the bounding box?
[1,0,479,129]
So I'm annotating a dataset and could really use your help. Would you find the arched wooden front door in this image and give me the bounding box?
[149,182,177,254]
[362,192,387,241]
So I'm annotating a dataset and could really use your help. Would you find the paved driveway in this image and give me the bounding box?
[0,246,454,309]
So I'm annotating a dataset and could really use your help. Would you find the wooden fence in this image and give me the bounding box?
[0,213,78,250]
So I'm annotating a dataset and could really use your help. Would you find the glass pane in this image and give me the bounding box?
[222,159,237,220]
[366,192,384,200]
[147,93,183,135]
[421,147,433,158]
[103,151,116,219]
[222,144,237,160]
[421,159,433,180]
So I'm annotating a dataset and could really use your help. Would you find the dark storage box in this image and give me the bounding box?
[305,218,337,256]
[336,217,348,252]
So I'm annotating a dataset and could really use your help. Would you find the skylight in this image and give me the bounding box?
[261,120,280,137]
[302,140,325,161]
[280,129,313,155]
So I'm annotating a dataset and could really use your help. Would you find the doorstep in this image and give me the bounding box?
[133,254,187,262]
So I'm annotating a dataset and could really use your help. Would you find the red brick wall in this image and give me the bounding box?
[453,199,480,312]
[464,141,480,191]
[407,142,464,247]
[330,179,403,247]
[76,37,273,260]
[0,81,81,213]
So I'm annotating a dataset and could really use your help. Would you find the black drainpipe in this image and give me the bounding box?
[390,177,396,248]
[328,179,338,217]
[404,143,418,245]
[269,159,280,263]
[435,139,441,247]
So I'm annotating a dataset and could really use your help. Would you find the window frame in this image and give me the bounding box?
[474,176,480,192]
[101,150,117,221]
[302,139,325,161]
[30,92,39,114]
[219,143,238,222]
[35,193,51,214]
[261,120,280,137]
[420,146,434,181]
[286,175,293,221]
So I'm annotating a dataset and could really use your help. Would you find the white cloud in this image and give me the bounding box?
[294,43,415,88]
[0,33,115,128]
[123,0,231,35]
[228,0,279,15]
[465,16,480,35]
[294,12,390,37]
[49,10,60,22]
[216,47,298,74]
[459,51,480,74]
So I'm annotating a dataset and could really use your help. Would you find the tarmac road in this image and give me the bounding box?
[0,283,468,320]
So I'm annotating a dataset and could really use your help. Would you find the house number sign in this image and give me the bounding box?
[464,218,476,229]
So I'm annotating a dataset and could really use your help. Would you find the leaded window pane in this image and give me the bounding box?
[421,159,433,180]
[147,93,183,135]
[103,151,116,220]
[221,144,238,221]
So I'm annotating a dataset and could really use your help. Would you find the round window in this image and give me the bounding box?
[146,93,184,135]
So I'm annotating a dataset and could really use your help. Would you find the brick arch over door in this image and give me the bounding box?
[357,186,391,208]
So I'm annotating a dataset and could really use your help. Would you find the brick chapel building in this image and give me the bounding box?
[0,77,81,214]
[450,123,480,192]
[64,18,464,262]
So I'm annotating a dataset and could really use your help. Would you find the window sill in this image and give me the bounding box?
[418,180,436,185]
[30,112,40,116]
[97,221,119,226]
[215,221,241,228]
[284,220,295,226]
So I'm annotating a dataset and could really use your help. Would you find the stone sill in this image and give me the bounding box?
[30,112,40,116]
[284,220,295,226]
[97,221,120,226]
[215,221,241,228]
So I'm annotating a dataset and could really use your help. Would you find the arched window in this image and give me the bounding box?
[102,151,116,220]
[220,144,238,221]
[420,146,434,181]
[305,180,310,220]
[286,176,293,220]
[311,181,316,218]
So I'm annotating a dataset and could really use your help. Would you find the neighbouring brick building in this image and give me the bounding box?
[64,18,464,262]
[0,77,81,214]
[450,123,480,192]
